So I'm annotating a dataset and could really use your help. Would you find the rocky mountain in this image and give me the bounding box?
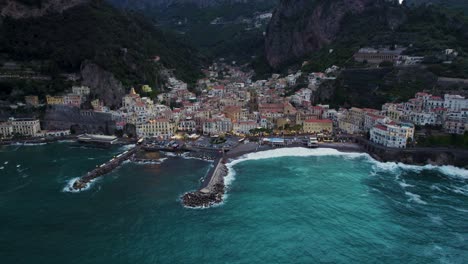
[108,0,269,9]
[265,0,382,68]
[0,0,202,107]
[107,0,278,63]
[406,0,468,13]
[264,0,468,69]
[0,0,88,18]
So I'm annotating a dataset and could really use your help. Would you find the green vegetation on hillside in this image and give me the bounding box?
[301,4,468,75]
[147,1,278,63]
[407,0,468,14]
[417,132,468,149]
[0,0,203,89]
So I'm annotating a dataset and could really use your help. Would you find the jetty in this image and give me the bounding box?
[182,157,228,207]
[72,145,139,190]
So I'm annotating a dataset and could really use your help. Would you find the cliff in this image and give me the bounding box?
[265,0,378,68]
[108,0,269,9]
[0,0,202,105]
[0,0,89,19]
[80,62,125,109]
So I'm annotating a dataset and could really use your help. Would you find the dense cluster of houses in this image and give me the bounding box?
[5,59,467,149]
[0,117,70,138]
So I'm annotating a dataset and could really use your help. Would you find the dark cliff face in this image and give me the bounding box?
[265,0,376,68]
[1,0,89,19]
[108,0,268,9]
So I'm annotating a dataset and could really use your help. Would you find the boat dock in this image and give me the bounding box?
[72,145,139,190]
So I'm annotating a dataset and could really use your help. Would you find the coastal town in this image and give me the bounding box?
[1,50,467,150]
[2,46,468,206]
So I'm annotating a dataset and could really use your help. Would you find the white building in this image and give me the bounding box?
[0,118,41,138]
[444,94,468,112]
[370,121,415,148]
[233,121,257,135]
[72,86,91,96]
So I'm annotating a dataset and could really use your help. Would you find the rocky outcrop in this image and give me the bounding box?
[108,0,268,9]
[182,161,228,208]
[0,0,89,19]
[80,62,126,109]
[265,0,376,68]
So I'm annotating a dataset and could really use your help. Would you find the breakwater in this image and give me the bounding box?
[72,145,138,190]
[182,158,228,208]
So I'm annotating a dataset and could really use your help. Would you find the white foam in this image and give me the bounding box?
[398,181,415,188]
[0,166,4,170]
[228,148,366,165]
[57,140,75,143]
[430,185,444,192]
[405,191,428,205]
[118,144,135,152]
[62,177,96,193]
[372,161,468,179]
[12,142,47,146]
[222,147,468,192]
[451,185,468,196]
[16,164,20,168]
[428,214,443,225]
[4,161,8,165]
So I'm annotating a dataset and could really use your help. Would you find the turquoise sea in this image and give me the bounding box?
[0,143,467,264]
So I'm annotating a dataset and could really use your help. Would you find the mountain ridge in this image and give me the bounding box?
[0,0,89,18]
[0,0,202,106]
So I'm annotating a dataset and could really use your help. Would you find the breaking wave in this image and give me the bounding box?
[62,177,97,193]
[224,147,468,191]
[405,191,428,205]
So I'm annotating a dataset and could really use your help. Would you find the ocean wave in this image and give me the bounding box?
[217,147,468,207]
[62,177,96,193]
[398,181,415,188]
[0,166,4,170]
[11,142,47,146]
[57,140,75,143]
[118,144,135,152]
[405,191,428,205]
[450,185,468,196]
[132,157,167,165]
[371,162,468,179]
[228,148,367,165]
[226,147,468,179]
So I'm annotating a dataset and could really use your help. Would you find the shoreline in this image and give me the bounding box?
[181,141,468,208]
[181,142,365,208]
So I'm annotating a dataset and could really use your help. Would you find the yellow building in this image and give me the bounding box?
[46,95,64,105]
[303,119,333,134]
[137,119,176,139]
[224,106,241,123]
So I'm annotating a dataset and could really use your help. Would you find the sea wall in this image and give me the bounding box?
[43,105,115,135]
[356,138,468,168]
[182,158,228,208]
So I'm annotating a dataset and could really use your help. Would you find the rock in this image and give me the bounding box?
[1,0,89,19]
[80,62,126,109]
[264,0,404,68]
